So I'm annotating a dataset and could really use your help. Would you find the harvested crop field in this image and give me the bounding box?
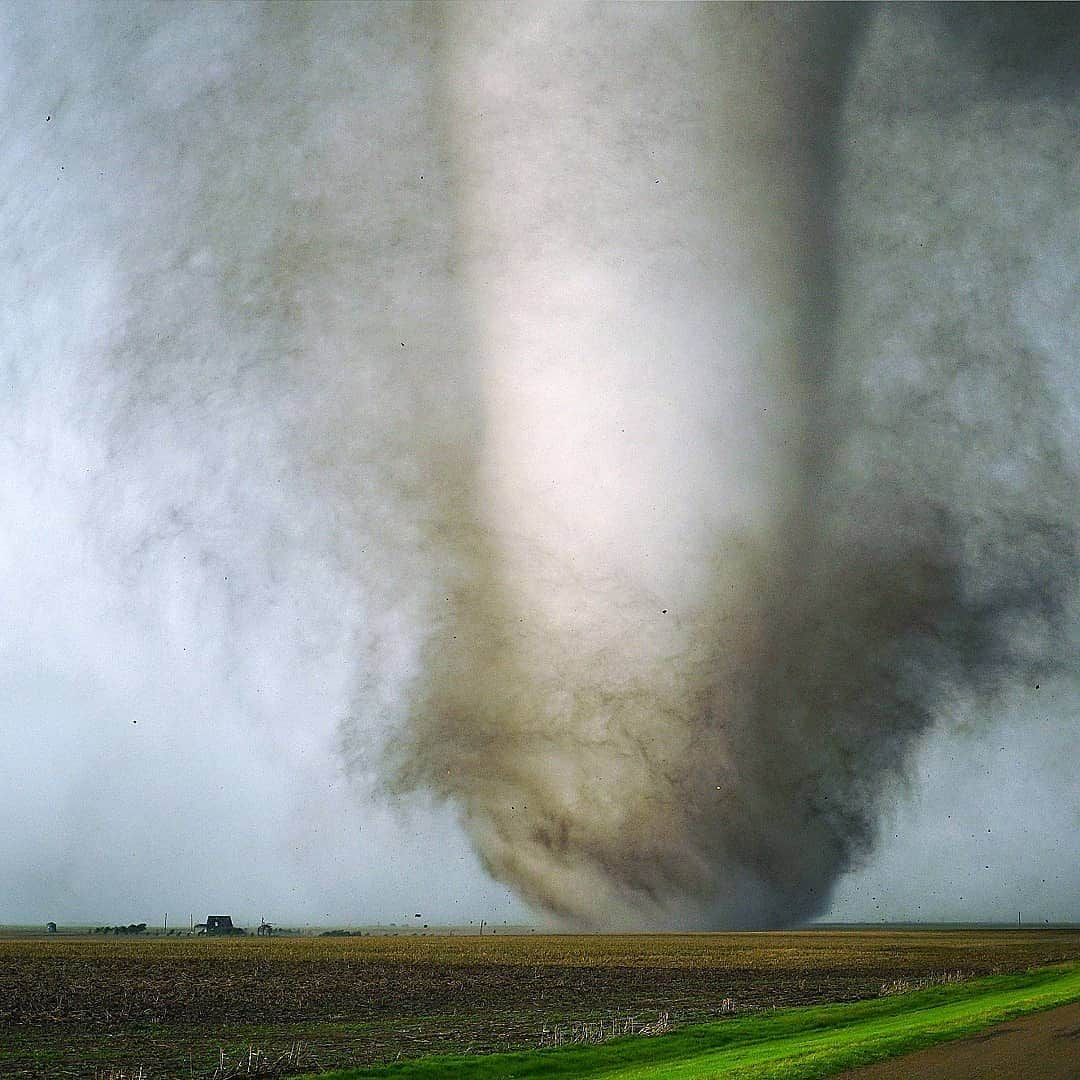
[3,929,1079,1078]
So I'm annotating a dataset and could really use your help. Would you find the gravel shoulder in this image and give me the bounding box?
[836,999,1080,1080]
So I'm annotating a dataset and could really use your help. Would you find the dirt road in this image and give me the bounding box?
[837,1000,1080,1079]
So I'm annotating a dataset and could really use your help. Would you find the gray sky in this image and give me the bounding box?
[1,3,1077,929]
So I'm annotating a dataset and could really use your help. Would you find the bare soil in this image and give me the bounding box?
[2,929,1078,1078]
[837,998,1080,1079]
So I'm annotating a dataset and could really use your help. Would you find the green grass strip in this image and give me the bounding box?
[304,963,1080,1080]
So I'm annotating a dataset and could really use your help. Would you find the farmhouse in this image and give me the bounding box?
[196,915,245,935]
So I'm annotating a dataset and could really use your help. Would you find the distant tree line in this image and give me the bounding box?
[92,923,148,935]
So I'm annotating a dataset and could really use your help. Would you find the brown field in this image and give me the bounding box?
[3,929,1079,1078]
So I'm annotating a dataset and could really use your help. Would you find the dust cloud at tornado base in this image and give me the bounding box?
[1,4,1077,928]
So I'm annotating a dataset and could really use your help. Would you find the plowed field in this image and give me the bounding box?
[3,929,1078,1078]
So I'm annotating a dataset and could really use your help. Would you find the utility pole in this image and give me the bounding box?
[164,912,168,934]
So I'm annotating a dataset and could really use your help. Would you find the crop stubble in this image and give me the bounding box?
[2,930,1079,1078]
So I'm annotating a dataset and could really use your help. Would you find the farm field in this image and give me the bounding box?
[308,964,1080,1079]
[2,929,1079,1078]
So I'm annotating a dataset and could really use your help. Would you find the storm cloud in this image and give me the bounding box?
[2,3,1077,929]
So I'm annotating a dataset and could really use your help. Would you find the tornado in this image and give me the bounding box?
[374,3,1080,928]
[5,2,1076,930]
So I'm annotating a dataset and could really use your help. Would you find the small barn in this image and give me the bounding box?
[201,915,244,935]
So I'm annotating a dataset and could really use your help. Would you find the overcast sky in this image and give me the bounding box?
[1,3,1077,930]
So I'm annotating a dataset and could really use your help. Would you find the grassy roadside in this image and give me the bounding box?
[304,963,1080,1079]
